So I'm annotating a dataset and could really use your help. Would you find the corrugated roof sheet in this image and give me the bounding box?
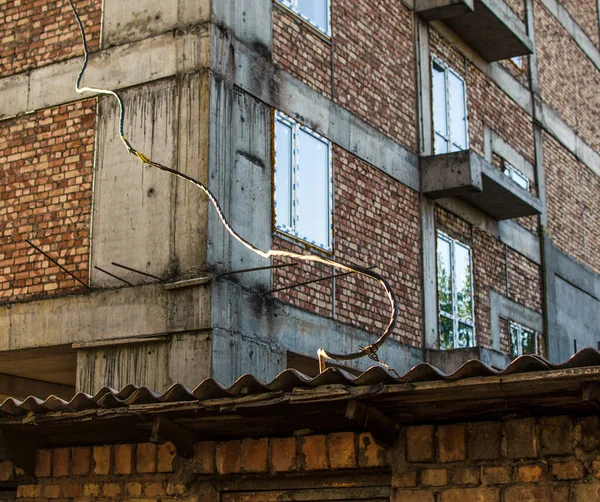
[2,348,600,417]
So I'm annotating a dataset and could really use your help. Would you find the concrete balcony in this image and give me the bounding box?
[415,0,534,61]
[421,150,543,220]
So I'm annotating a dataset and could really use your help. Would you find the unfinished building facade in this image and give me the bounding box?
[1,0,600,398]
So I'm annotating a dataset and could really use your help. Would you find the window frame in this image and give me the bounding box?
[273,110,333,252]
[431,57,469,155]
[276,0,331,36]
[509,320,537,357]
[436,231,476,350]
[503,161,530,191]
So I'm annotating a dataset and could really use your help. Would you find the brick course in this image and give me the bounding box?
[0,0,101,78]
[0,100,96,304]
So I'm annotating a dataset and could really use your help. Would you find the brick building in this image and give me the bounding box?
[1,0,600,428]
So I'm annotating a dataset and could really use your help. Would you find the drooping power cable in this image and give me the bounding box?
[67,0,399,375]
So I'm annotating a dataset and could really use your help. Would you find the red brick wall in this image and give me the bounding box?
[398,415,600,500]
[430,28,535,165]
[543,132,600,275]
[436,207,542,352]
[15,432,387,500]
[559,0,599,47]
[0,0,101,78]
[332,0,417,151]
[273,148,422,348]
[273,5,332,98]
[535,0,600,153]
[507,0,526,20]
[272,0,417,152]
[0,100,96,304]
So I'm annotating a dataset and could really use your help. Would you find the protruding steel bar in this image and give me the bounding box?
[214,263,297,279]
[26,239,92,291]
[264,266,376,296]
[111,262,162,281]
[94,266,133,286]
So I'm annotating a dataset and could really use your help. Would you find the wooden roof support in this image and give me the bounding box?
[149,416,198,458]
[345,400,399,448]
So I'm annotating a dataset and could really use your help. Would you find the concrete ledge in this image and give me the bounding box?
[424,0,533,61]
[422,150,543,219]
[416,0,474,21]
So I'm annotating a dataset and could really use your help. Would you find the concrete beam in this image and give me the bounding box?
[426,346,511,372]
[0,283,211,351]
[415,0,474,22]
[0,374,74,401]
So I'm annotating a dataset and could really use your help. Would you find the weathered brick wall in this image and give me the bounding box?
[535,0,600,153]
[15,432,387,501]
[272,5,332,98]
[396,415,600,501]
[436,207,542,352]
[544,132,600,276]
[272,0,417,152]
[0,0,101,78]
[273,148,422,348]
[506,0,526,20]
[0,100,96,304]
[430,28,535,164]
[559,0,599,47]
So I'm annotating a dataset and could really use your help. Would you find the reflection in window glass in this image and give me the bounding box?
[275,120,293,230]
[503,161,530,191]
[278,0,330,35]
[297,0,328,32]
[510,321,537,357]
[297,128,330,247]
[274,112,332,251]
[432,58,468,155]
[436,232,475,350]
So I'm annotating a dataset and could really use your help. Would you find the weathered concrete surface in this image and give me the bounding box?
[426,346,511,372]
[421,150,483,198]
[0,283,210,351]
[444,0,533,61]
[545,235,600,362]
[210,280,423,386]
[0,345,76,386]
[92,75,209,286]
[76,332,211,394]
[102,0,211,48]
[416,0,474,21]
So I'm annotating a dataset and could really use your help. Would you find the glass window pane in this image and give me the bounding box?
[298,0,328,32]
[455,242,473,322]
[457,323,475,348]
[439,315,454,350]
[512,170,529,190]
[437,236,453,315]
[297,129,330,247]
[521,327,536,354]
[432,63,447,136]
[275,119,293,229]
[434,133,449,155]
[510,322,520,357]
[448,71,467,150]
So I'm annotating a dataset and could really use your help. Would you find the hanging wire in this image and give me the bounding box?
[66,0,400,374]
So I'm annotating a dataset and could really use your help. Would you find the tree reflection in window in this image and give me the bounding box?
[436,232,475,349]
[509,321,537,357]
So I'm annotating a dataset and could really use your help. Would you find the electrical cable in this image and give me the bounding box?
[67,0,400,374]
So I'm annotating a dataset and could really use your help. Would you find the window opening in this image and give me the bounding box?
[437,231,475,349]
[432,58,468,155]
[274,111,333,251]
[503,161,529,190]
[277,0,330,35]
[509,320,537,357]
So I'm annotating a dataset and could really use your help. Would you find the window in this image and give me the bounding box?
[432,58,468,155]
[509,321,537,357]
[274,111,332,251]
[277,0,330,35]
[511,56,524,70]
[437,231,475,349]
[503,161,529,190]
